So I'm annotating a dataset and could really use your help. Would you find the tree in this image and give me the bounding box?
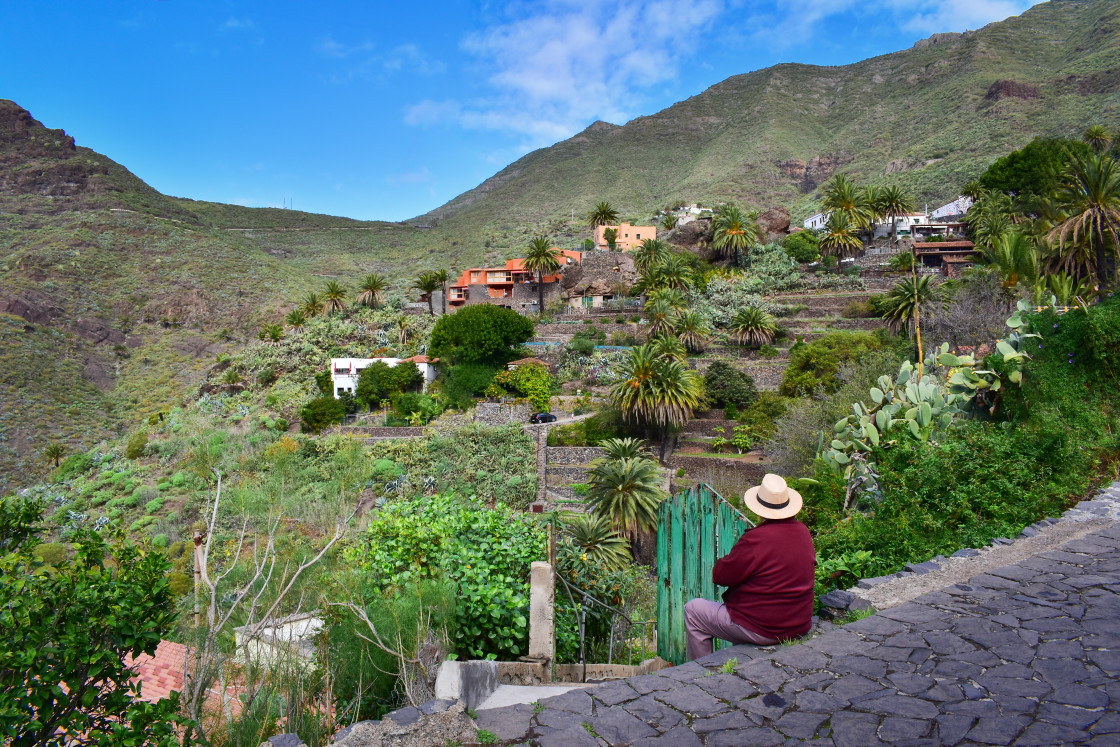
[259,323,284,342]
[821,174,875,232]
[644,297,676,337]
[323,280,348,315]
[878,275,942,339]
[396,315,410,345]
[649,334,687,361]
[962,180,986,202]
[981,231,1042,289]
[729,305,778,348]
[818,211,864,271]
[356,273,389,309]
[434,268,450,315]
[979,137,1092,198]
[972,210,1014,250]
[286,308,306,332]
[428,304,534,365]
[587,201,620,232]
[1084,125,1113,155]
[484,362,553,411]
[522,237,561,314]
[603,227,618,251]
[660,214,677,231]
[42,442,66,468]
[875,185,915,246]
[0,496,180,746]
[635,253,692,293]
[355,361,423,409]
[674,310,711,353]
[711,204,764,267]
[598,437,651,461]
[562,514,631,571]
[704,361,758,409]
[609,344,703,460]
[300,395,348,433]
[1048,153,1120,290]
[586,456,666,541]
[632,238,670,273]
[302,292,324,317]
[783,231,819,263]
[412,271,441,316]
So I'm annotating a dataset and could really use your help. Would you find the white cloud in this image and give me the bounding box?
[887,0,1045,35]
[219,17,255,32]
[409,0,724,145]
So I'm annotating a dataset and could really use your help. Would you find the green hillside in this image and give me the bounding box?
[416,0,1120,239]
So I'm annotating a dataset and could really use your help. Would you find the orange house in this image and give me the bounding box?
[592,223,656,252]
[448,249,582,310]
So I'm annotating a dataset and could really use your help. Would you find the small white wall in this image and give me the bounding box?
[330,357,437,397]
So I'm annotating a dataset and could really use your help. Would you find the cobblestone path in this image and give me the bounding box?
[477,521,1120,745]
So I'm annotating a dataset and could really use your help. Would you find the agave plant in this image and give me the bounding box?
[729,306,777,348]
[562,513,631,571]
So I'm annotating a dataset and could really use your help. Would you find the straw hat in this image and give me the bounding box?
[743,473,803,520]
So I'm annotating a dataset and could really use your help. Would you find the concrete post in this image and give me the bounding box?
[528,561,555,680]
[535,427,548,505]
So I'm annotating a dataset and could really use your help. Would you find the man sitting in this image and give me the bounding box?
[684,474,816,660]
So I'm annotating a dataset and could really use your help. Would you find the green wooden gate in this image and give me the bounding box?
[656,484,754,664]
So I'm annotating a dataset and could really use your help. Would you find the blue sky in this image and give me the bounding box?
[0,0,1043,222]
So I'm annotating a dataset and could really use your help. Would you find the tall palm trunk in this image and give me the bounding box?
[441,281,447,315]
[538,270,546,315]
[912,259,924,376]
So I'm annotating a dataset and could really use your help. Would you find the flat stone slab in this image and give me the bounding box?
[469,510,1120,746]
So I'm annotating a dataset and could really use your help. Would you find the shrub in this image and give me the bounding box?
[373,459,399,483]
[567,335,595,356]
[168,572,192,596]
[842,300,873,318]
[300,396,348,434]
[257,367,278,387]
[583,318,595,325]
[157,481,171,492]
[485,364,554,411]
[34,542,68,566]
[356,360,424,408]
[152,533,169,548]
[704,361,758,409]
[315,370,333,395]
[169,472,186,487]
[275,417,290,432]
[145,499,164,514]
[779,331,892,396]
[547,409,631,446]
[56,452,93,481]
[393,392,441,424]
[443,363,500,408]
[429,305,534,365]
[629,315,642,323]
[783,231,819,263]
[616,315,627,324]
[125,431,148,460]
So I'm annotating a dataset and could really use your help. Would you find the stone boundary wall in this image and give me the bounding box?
[668,455,768,486]
[547,446,604,466]
[474,402,533,426]
[321,426,425,438]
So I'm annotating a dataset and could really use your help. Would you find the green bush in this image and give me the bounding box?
[567,336,595,355]
[704,361,758,409]
[151,533,169,548]
[34,542,68,566]
[157,481,171,491]
[429,305,534,365]
[169,472,186,487]
[356,360,424,408]
[442,363,500,408]
[125,431,148,460]
[780,331,892,396]
[275,417,290,432]
[315,370,333,395]
[91,490,112,507]
[145,499,164,514]
[128,517,155,532]
[257,367,278,387]
[783,231,819,263]
[393,392,441,424]
[547,409,631,446]
[373,459,399,483]
[300,396,348,434]
[55,452,93,481]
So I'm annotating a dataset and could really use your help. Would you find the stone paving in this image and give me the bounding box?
[477,501,1120,745]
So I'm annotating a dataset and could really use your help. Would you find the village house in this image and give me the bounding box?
[872,212,929,239]
[931,195,975,221]
[802,212,828,231]
[447,249,582,313]
[592,223,657,252]
[330,355,438,397]
[559,250,640,310]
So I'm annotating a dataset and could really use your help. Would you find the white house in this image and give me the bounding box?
[931,196,974,221]
[330,355,438,398]
[803,212,828,231]
[872,213,929,239]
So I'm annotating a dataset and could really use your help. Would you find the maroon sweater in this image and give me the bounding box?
[712,518,816,641]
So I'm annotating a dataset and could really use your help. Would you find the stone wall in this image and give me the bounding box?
[474,402,533,426]
[547,446,605,466]
[320,426,425,438]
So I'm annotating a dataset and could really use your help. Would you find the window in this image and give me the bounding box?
[636,233,641,240]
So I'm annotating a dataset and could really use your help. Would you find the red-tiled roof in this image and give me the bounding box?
[125,640,186,704]
[916,240,975,250]
[402,355,437,364]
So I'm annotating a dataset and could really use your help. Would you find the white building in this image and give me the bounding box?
[872,213,929,239]
[931,196,974,221]
[803,212,828,231]
[330,356,438,397]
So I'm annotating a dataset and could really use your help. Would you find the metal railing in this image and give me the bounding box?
[553,568,655,682]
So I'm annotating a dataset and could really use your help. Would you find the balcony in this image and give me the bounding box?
[486,272,513,284]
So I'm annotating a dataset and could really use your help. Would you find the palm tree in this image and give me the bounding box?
[43,442,66,468]
[323,281,347,315]
[821,174,875,233]
[1048,153,1120,290]
[729,306,778,348]
[587,201,620,231]
[586,456,667,539]
[644,297,675,337]
[285,309,306,333]
[412,271,441,316]
[649,334,687,361]
[356,273,389,309]
[599,437,651,461]
[302,292,324,318]
[396,315,410,345]
[711,205,764,267]
[522,236,561,314]
[646,286,687,311]
[879,275,942,339]
[260,323,284,343]
[674,310,711,353]
[660,214,678,231]
[962,181,986,202]
[434,268,450,315]
[818,212,863,272]
[638,254,692,293]
[561,513,631,571]
[1085,125,1113,155]
[875,185,916,246]
[609,344,704,461]
[981,231,1042,289]
[973,211,1014,250]
[632,238,670,273]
